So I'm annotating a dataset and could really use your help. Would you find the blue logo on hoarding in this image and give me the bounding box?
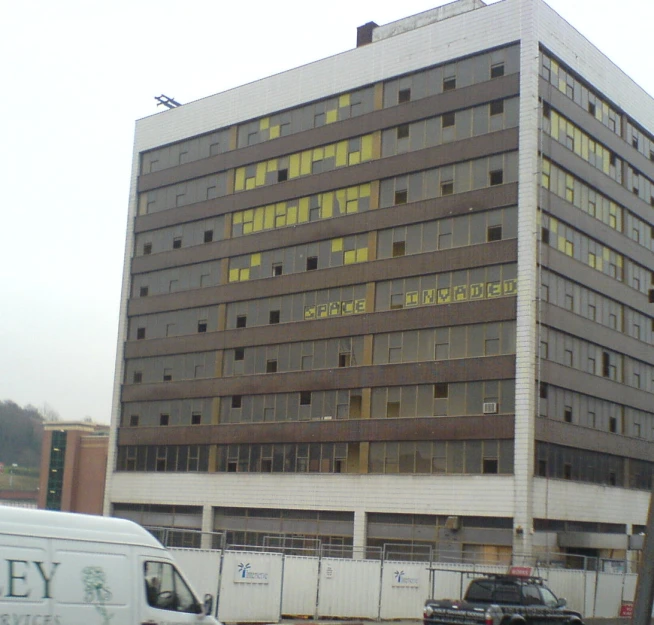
[238,562,251,578]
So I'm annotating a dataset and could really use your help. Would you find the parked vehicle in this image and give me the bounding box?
[424,571,583,625]
[0,506,219,625]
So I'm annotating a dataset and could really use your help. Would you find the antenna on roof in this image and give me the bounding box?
[154,95,182,109]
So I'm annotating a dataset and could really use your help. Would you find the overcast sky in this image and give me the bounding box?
[1,0,653,424]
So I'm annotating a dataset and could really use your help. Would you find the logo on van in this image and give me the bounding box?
[82,566,113,625]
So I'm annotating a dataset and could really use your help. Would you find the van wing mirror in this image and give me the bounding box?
[203,593,214,616]
[556,597,567,608]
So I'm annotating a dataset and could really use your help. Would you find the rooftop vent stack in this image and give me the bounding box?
[356,22,378,47]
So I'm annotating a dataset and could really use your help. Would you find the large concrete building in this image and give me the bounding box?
[105,0,654,565]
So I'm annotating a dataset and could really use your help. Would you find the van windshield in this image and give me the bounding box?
[144,561,201,614]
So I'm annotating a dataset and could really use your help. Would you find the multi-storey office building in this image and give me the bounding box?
[106,0,654,565]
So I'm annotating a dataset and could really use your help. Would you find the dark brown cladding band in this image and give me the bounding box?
[121,355,515,402]
[117,413,515,447]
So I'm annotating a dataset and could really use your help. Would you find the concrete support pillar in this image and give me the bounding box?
[352,509,367,559]
[201,504,214,550]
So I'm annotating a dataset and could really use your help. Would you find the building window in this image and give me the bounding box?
[173,237,182,249]
[339,353,351,367]
[234,347,245,361]
[163,369,172,382]
[588,102,596,116]
[397,124,410,139]
[160,414,170,426]
[442,112,455,127]
[490,62,505,78]
[191,413,201,425]
[537,459,547,477]
[443,76,456,91]
[300,391,311,405]
[392,241,406,257]
[129,415,139,427]
[139,286,149,297]
[564,406,572,423]
[441,181,454,196]
[197,320,208,333]
[398,88,411,103]
[266,360,278,373]
[565,349,573,367]
[306,257,318,271]
[394,189,408,205]
[609,416,617,433]
[273,263,283,276]
[232,396,242,409]
[487,225,502,242]
[489,170,504,186]
[143,242,152,255]
[133,371,142,384]
[433,383,448,399]
[386,402,400,418]
[483,458,499,474]
[277,169,288,182]
[490,100,504,116]
[541,227,550,244]
[236,315,247,328]
[563,463,572,480]
[204,230,213,243]
[136,328,146,340]
[269,310,280,324]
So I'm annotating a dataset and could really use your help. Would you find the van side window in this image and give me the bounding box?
[144,561,200,614]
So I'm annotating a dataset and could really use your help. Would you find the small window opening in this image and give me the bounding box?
[398,88,411,103]
[266,360,278,373]
[129,415,139,427]
[139,286,149,297]
[269,310,280,324]
[232,395,242,409]
[490,100,504,116]
[489,170,504,186]
[394,189,408,205]
[433,383,449,399]
[133,371,142,384]
[442,112,455,128]
[339,353,351,368]
[143,242,152,255]
[300,391,312,405]
[273,263,283,276]
[163,369,172,382]
[236,315,247,328]
[487,225,502,241]
[173,237,182,249]
[277,169,288,182]
[490,63,505,78]
[234,347,245,361]
[541,227,550,244]
[441,181,454,196]
[160,414,170,426]
[483,458,499,474]
[191,413,201,425]
[609,416,617,433]
[392,241,406,257]
[136,327,146,340]
[397,124,410,139]
[443,76,456,91]
[306,256,318,271]
[197,320,207,333]
[564,407,572,423]
[204,230,213,243]
[588,102,596,116]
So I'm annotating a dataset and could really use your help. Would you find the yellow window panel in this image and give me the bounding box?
[245,177,256,190]
[304,306,316,320]
[255,163,267,185]
[235,168,246,191]
[581,134,589,159]
[557,236,566,252]
[346,199,358,213]
[300,151,312,176]
[267,159,278,172]
[602,151,610,173]
[326,109,338,124]
[275,215,286,228]
[269,125,280,139]
[244,209,254,223]
[342,301,354,315]
[259,117,270,130]
[233,211,243,225]
[344,250,356,264]
[541,174,550,189]
[264,206,275,229]
[240,268,250,281]
[243,222,253,234]
[596,258,603,271]
[275,204,287,215]
[339,93,351,108]
[454,285,468,301]
[346,186,358,200]
[617,255,623,267]
[331,238,344,252]
[289,154,301,178]
[348,151,361,165]
[321,193,333,218]
[470,283,484,300]
[317,304,329,318]
[573,128,582,155]
[253,208,264,231]
[287,205,298,224]
[360,183,371,198]
[250,253,261,267]
[329,302,342,316]
[550,219,558,233]
[356,248,368,262]
[313,147,324,161]
[437,288,451,304]
[361,135,373,161]
[503,279,517,295]
[588,253,596,268]
[486,282,502,298]
[542,160,551,174]
[298,198,309,222]
[565,241,573,256]
[324,145,336,158]
[354,299,366,313]
[603,247,610,260]
[422,289,435,304]
[229,268,240,282]
[405,291,419,306]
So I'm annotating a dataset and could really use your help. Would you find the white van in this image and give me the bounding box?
[0,506,220,625]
